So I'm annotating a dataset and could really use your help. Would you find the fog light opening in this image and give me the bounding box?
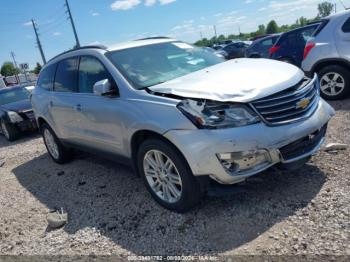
[217,150,270,174]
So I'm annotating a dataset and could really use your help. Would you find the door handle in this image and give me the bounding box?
[74,104,82,112]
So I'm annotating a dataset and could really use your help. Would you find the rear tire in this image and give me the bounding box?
[137,138,202,213]
[0,120,20,141]
[41,123,73,164]
[318,65,350,100]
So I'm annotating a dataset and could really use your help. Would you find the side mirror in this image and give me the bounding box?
[93,79,116,96]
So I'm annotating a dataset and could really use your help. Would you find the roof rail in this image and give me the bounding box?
[135,36,172,41]
[47,45,108,63]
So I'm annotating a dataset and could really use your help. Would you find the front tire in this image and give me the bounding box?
[41,123,73,164]
[1,120,20,141]
[137,138,202,213]
[318,65,350,100]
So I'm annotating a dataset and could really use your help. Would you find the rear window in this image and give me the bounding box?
[313,20,329,36]
[37,63,56,91]
[279,25,318,47]
[342,17,350,33]
[261,38,274,46]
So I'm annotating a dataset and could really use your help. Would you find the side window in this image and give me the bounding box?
[301,26,317,42]
[37,63,56,91]
[54,57,78,92]
[342,17,350,33]
[78,56,114,93]
[261,39,273,46]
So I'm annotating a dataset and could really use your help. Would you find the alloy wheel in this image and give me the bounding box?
[320,72,345,97]
[143,150,183,204]
[44,129,59,160]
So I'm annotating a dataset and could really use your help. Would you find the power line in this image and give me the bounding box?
[39,16,69,35]
[35,5,67,23]
[0,21,27,26]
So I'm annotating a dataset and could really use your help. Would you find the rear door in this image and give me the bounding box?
[336,16,350,59]
[49,57,80,141]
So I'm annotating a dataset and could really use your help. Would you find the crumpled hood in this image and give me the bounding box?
[148,58,305,103]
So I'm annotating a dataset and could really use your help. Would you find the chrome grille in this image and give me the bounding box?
[250,75,319,125]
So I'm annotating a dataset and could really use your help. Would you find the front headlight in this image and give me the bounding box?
[7,111,23,123]
[177,99,260,129]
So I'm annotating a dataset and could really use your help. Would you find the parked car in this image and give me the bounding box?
[31,38,334,212]
[212,45,225,50]
[0,86,37,141]
[302,10,350,100]
[269,23,321,67]
[222,42,250,59]
[202,47,229,59]
[245,34,281,58]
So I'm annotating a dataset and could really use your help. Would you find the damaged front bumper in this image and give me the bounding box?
[164,99,335,184]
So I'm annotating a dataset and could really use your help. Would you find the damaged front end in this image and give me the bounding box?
[177,99,260,129]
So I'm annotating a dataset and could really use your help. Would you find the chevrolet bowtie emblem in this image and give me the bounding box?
[296,98,311,110]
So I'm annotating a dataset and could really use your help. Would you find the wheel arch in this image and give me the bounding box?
[36,116,51,132]
[312,58,350,75]
[130,130,187,176]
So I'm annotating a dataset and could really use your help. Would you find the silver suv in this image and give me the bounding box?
[302,10,350,100]
[31,38,334,212]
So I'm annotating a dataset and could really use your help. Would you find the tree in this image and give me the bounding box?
[318,2,334,17]
[266,20,279,34]
[33,62,42,74]
[257,24,266,35]
[297,16,308,27]
[0,62,20,77]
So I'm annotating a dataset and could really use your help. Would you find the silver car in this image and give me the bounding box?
[302,10,350,100]
[31,38,335,212]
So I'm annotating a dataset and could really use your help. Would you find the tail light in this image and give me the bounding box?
[269,46,280,57]
[303,42,316,60]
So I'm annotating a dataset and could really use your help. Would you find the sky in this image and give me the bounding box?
[0,0,348,70]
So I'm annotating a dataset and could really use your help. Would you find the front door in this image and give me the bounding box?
[72,55,125,155]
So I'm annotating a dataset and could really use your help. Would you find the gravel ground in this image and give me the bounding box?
[0,99,349,258]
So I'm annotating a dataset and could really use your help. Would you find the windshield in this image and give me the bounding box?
[0,88,30,105]
[106,42,224,89]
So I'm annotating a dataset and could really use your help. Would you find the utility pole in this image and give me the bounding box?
[65,0,80,48]
[10,51,20,84]
[31,19,47,65]
[213,25,217,38]
[200,31,203,39]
